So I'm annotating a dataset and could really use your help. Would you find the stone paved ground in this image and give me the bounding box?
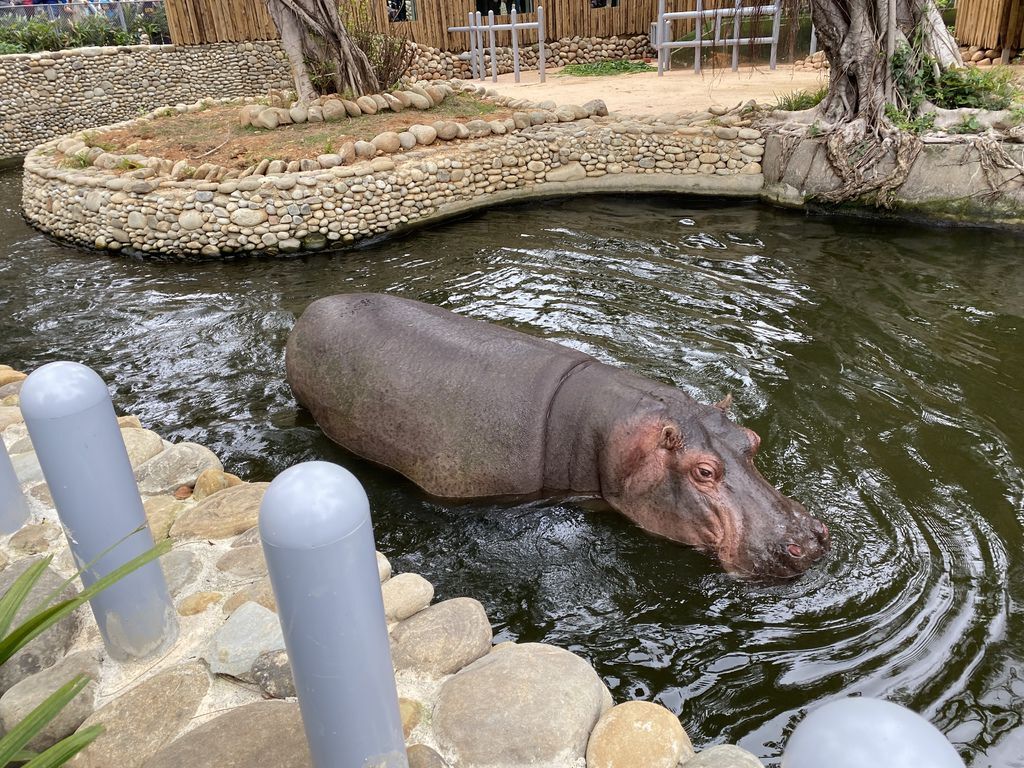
[485,64,828,116]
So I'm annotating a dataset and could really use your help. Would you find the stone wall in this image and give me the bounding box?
[0,41,290,160]
[21,83,765,259]
[408,35,655,81]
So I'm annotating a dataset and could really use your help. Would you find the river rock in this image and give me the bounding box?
[372,131,402,154]
[586,701,694,768]
[169,482,269,539]
[356,95,379,114]
[68,662,209,768]
[0,649,101,752]
[145,700,310,768]
[178,591,221,615]
[434,121,459,140]
[409,124,438,145]
[405,91,432,110]
[250,649,295,699]
[204,601,284,680]
[390,597,492,677]
[408,744,450,768]
[216,545,267,578]
[9,522,59,555]
[378,551,392,582]
[0,370,26,387]
[192,467,235,501]
[134,442,222,495]
[354,140,376,159]
[121,427,164,468]
[382,572,434,622]
[434,642,611,766]
[224,575,277,615]
[398,131,417,149]
[143,495,183,540]
[547,161,587,183]
[383,93,405,112]
[253,109,279,130]
[322,100,347,121]
[400,697,424,737]
[161,548,202,597]
[583,99,609,117]
[682,745,764,767]
[0,558,80,695]
[0,405,23,431]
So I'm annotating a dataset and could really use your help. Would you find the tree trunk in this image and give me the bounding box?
[266,0,379,103]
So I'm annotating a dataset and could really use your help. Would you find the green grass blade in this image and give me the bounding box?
[0,676,90,766]
[41,523,149,610]
[0,558,53,641]
[0,538,171,667]
[22,725,103,768]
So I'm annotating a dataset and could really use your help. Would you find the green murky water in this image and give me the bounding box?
[2,168,1022,765]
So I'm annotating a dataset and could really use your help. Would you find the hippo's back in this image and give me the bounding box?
[286,294,592,498]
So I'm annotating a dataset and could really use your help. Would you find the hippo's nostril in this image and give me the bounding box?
[787,543,803,558]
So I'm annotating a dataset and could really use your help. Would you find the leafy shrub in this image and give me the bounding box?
[0,41,23,55]
[560,59,655,77]
[0,8,169,54]
[929,66,1017,110]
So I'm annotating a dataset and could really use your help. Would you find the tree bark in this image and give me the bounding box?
[266,0,379,103]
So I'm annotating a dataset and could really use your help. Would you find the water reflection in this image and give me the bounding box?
[1,173,1022,765]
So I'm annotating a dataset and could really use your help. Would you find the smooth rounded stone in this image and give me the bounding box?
[382,572,434,622]
[529,111,550,126]
[9,522,59,555]
[144,700,310,768]
[741,162,762,174]
[370,93,389,110]
[398,131,418,149]
[390,597,492,677]
[0,558,79,695]
[121,427,163,468]
[583,98,609,117]
[230,208,268,227]
[341,99,362,117]
[204,601,284,681]
[681,745,763,768]
[143,495,183,541]
[424,85,447,104]
[737,127,761,140]
[554,106,577,122]
[169,482,269,540]
[713,126,739,140]
[0,370,26,387]
[434,121,460,140]
[68,662,209,768]
[267,160,287,174]
[571,104,590,119]
[546,161,587,183]
[709,103,730,116]
[178,591,221,615]
[741,144,765,157]
[250,649,295,699]
[487,120,508,135]
[253,109,280,130]
[405,91,432,110]
[307,105,324,123]
[392,90,413,107]
[161,548,202,597]
[0,649,100,752]
[464,118,490,137]
[321,100,347,121]
[586,701,693,768]
[178,210,204,230]
[455,123,471,139]
[512,112,531,130]
[134,442,223,496]
[383,92,405,112]
[0,405,24,431]
[355,95,379,114]
[434,643,611,766]
[409,124,438,145]
[192,467,236,501]
[378,551,392,582]
[408,744,450,768]
[372,131,403,153]
[288,106,308,124]
[354,140,377,158]
[216,545,267,578]
[317,153,342,168]
[224,575,277,615]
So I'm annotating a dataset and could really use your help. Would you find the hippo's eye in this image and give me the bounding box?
[693,463,718,482]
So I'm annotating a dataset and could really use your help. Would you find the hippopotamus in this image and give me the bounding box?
[286,293,830,579]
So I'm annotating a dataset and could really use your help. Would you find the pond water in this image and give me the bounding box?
[2,167,1022,766]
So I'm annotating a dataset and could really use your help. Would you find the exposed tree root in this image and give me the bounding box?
[815,118,923,206]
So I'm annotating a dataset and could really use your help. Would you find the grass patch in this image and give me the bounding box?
[559,60,655,77]
[773,86,828,111]
[947,114,984,134]
[60,152,92,169]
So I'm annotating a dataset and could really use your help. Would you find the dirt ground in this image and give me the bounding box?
[486,64,829,115]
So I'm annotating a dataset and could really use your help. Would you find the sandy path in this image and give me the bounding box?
[484,64,828,115]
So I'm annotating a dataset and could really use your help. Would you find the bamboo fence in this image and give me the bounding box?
[955,0,1024,50]
[165,0,752,51]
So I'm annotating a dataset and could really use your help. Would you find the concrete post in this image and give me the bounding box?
[0,442,29,535]
[260,461,407,768]
[19,361,177,661]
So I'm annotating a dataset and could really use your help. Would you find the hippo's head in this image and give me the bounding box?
[600,395,830,579]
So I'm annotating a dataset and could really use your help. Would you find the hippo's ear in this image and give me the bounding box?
[715,393,733,412]
[659,424,683,451]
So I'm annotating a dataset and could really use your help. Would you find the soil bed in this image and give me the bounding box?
[95,93,507,170]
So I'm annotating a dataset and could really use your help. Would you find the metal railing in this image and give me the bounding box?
[654,0,781,74]
[448,5,547,83]
[0,1,169,52]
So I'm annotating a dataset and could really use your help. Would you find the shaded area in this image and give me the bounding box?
[1,170,1022,766]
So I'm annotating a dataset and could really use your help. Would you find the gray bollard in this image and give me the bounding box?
[19,361,177,661]
[0,442,29,534]
[260,461,407,768]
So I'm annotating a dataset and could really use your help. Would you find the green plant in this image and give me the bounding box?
[808,120,823,137]
[884,103,936,134]
[60,152,92,169]
[930,66,1017,110]
[1009,105,1024,125]
[0,41,24,55]
[322,138,336,154]
[114,159,143,171]
[948,114,984,133]
[773,86,828,112]
[338,0,414,92]
[0,539,170,766]
[559,59,655,77]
